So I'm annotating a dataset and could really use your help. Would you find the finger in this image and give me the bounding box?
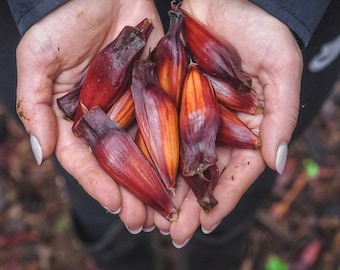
[172,176,191,208]
[169,190,201,248]
[153,174,190,236]
[55,117,122,213]
[119,186,147,234]
[200,147,265,232]
[143,207,155,233]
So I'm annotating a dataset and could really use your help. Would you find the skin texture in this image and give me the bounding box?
[165,0,303,246]
[15,0,302,246]
[15,0,165,231]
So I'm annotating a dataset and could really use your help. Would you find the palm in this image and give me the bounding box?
[16,0,165,228]
[163,0,303,244]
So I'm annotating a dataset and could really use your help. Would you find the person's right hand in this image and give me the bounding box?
[15,0,165,233]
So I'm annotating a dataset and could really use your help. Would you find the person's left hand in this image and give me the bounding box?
[151,0,302,247]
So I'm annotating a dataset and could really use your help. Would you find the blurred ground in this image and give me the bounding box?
[0,107,96,269]
[0,79,339,269]
[240,79,340,270]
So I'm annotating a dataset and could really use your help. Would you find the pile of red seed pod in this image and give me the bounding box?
[57,6,263,222]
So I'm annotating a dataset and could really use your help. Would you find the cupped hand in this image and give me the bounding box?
[15,0,164,231]
[163,0,303,247]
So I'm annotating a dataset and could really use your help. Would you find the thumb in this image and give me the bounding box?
[259,50,303,174]
[16,41,58,165]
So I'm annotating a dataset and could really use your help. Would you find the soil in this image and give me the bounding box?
[0,80,339,270]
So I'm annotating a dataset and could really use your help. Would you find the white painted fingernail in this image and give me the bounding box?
[102,205,121,215]
[30,135,43,165]
[172,237,192,249]
[125,225,143,235]
[251,127,260,136]
[201,222,221,234]
[143,226,155,233]
[159,229,170,236]
[275,141,288,175]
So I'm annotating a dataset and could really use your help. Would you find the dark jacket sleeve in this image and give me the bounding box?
[6,0,68,36]
[249,0,331,48]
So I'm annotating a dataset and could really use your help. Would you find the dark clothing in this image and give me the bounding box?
[6,0,67,35]
[0,1,19,115]
[7,0,331,48]
[250,0,331,48]
[293,0,340,141]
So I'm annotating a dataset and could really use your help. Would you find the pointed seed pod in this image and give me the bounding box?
[207,74,263,115]
[57,68,88,120]
[72,19,153,131]
[57,16,153,123]
[107,87,135,129]
[135,18,154,37]
[217,104,261,149]
[181,162,219,212]
[73,106,178,222]
[131,60,180,192]
[179,63,220,177]
[152,9,188,108]
[180,8,251,91]
[134,128,155,167]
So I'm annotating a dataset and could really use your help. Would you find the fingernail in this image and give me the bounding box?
[159,229,170,236]
[125,225,143,235]
[30,134,43,165]
[143,226,155,233]
[275,141,288,175]
[251,127,260,136]
[102,205,121,215]
[201,222,221,234]
[172,237,192,249]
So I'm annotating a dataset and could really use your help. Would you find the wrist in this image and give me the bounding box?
[8,0,68,36]
[290,30,304,51]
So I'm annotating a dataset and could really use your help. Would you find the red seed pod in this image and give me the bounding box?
[74,106,178,222]
[217,104,261,149]
[207,74,263,115]
[181,163,219,212]
[152,9,188,108]
[180,8,252,91]
[106,88,135,129]
[131,60,180,192]
[72,19,153,132]
[179,63,220,177]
